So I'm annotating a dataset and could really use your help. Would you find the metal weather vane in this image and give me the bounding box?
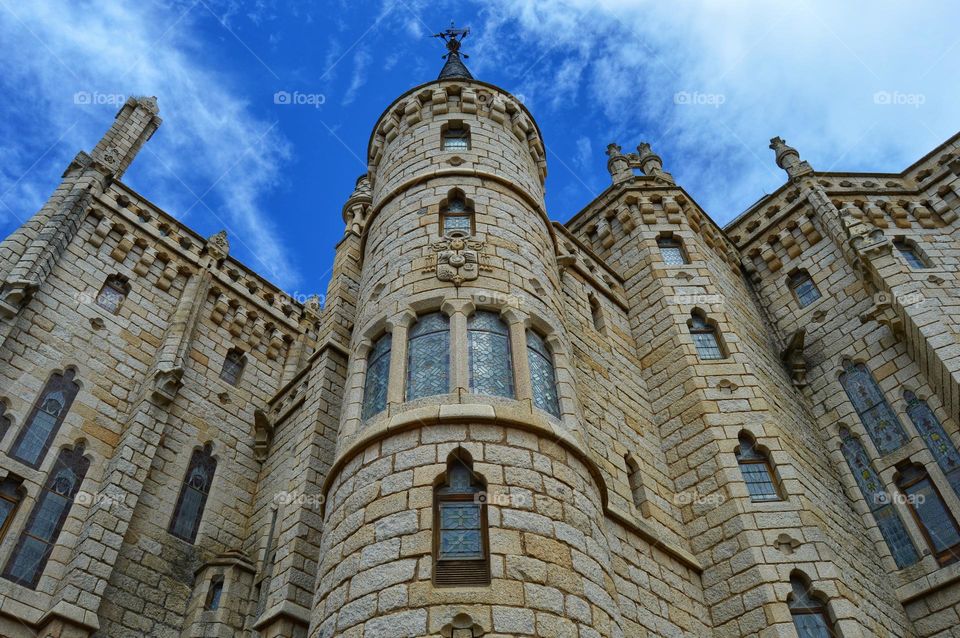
[432,21,470,60]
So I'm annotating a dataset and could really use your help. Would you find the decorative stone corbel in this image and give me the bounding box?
[780,329,808,388]
[859,293,904,339]
[0,279,36,320]
[206,230,230,262]
[253,409,274,461]
[441,613,486,638]
[151,366,184,404]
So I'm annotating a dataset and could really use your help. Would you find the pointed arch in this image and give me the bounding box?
[433,449,489,586]
[787,572,838,637]
[9,368,80,468]
[169,443,217,543]
[734,431,781,502]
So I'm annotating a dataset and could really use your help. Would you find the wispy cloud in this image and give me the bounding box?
[0,0,300,287]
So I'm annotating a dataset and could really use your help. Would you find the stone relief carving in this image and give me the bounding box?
[425,236,489,286]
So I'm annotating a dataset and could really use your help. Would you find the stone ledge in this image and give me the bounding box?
[896,560,960,604]
[252,599,311,632]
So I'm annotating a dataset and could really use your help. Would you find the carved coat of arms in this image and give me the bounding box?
[425,236,488,286]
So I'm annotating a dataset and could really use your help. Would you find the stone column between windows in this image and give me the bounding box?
[442,299,473,394]
[503,309,532,402]
[340,340,371,437]
[386,310,415,404]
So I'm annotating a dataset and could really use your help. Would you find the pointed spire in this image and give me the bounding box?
[433,22,473,80]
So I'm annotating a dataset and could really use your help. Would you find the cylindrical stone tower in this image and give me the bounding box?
[309,31,626,638]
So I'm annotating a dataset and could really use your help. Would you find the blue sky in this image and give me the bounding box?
[1,1,958,297]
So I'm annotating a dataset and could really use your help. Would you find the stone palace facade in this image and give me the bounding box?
[0,40,958,638]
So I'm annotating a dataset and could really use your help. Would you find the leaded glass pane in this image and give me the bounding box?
[12,409,58,466]
[362,334,391,420]
[841,434,919,567]
[792,613,833,638]
[839,363,907,454]
[443,129,469,151]
[792,274,821,307]
[692,331,724,360]
[904,478,960,554]
[5,537,47,585]
[170,447,216,543]
[31,492,68,542]
[407,314,450,401]
[11,371,79,468]
[658,239,687,266]
[906,393,960,496]
[207,580,223,610]
[443,214,471,235]
[896,242,927,269]
[439,503,482,559]
[0,499,15,533]
[527,332,560,417]
[469,312,514,398]
[739,462,779,502]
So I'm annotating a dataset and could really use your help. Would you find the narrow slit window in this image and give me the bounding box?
[735,433,781,502]
[838,360,908,455]
[689,314,725,360]
[588,294,605,333]
[789,270,821,308]
[896,463,960,565]
[10,369,80,468]
[526,330,560,417]
[96,274,129,313]
[468,311,514,398]
[361,333,391,420]
[220,349,246,386]
[894,240,928,269]
[434,453,489,586]
[905,391,960,497]
[657,237,688,265]
[169,444,217,543]
[407,313,450,401]
[206,576,224,610]
[441,196,473,237]
[624,454,648,515]
[788,575,838,638]
[839,429,918,568]
[3,444,89,588]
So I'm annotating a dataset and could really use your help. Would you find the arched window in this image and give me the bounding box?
[624,454,648,516]
[434,452,489,586]
[788,270,821,308]
[169,444,217,543]
[468,311,514,398]
[895,463,960,565]
[10,369,80,468]
[96,274,130,313]
[735,432,781,502]
[0,475,24,542]
[905,391,960,497]
[588,293,605,333]
[688,313,725,360]
[361,333,391,420]
[657,236,689,265]
[894,239,928,269]
[3,444,89,588]
[407,313,450,401]
[440,194,473,237]
[220,348,246,386]
[441,122,470,151]
[838,360,908,455]
[526,330,560,417]
[206,575,224,610]
[788,574,837,638]
[839,428,918,568]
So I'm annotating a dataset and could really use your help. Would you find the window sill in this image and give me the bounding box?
[896,557,960,604]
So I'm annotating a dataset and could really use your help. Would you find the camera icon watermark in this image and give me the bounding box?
[472,290,524,310]
[873,91,925,108]
[73,91,126,106]
[273,490,325,508]
[674,91,726,108]
[872,491,924,506]
[474,490,527,507]
[672,293,724,306]
[673,490,725,507]
[273,90,326,108]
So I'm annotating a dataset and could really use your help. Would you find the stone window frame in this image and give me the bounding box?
[623,453,650,517]
[0,474,25,544]
[836,358,909,456]
[95,273,131,314]
[219,348,247,386]
[893,461,960,566]
[785,571,841,638]
[168,442,218,544]
[8,367,81,469]
[892,236,930,269]
[587,292,606,334]
[902,388,960,500]
[347,295,578,431]
[734,430,783,503]
[656,232,690,266]
[786,267,822,309]
[439,188,475,237]
[432,448,490,587]
[686,309,727,361]
[440,120,471,152]
[205,574,225,610]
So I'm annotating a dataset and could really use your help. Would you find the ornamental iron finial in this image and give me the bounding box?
[433,22,474,80]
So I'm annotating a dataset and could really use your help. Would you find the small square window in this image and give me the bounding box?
[96,276,128,313]
[894,241,927,269]
[443,128,470,151]
[790,272,821,308]
[657,238,688,265]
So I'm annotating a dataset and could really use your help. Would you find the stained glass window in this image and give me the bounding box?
[840,430,918,568]
[896,464,960,565]
[10,369,80,468]
[468,311,514,399]
[526,331,560,417]
[434,455,489,586]
[0,476,23,542]
[789,271,821,308]
[3,444,89,588]
[407,313,450,401]
[839,361,908,455]
[788,575,837,638]
[96,275,129,313]
[905,391,960,497]
[442,126,470,151]
[735,433,781,502]
[894,240,928,269]
[169,444,217,543]
[442,197,472,236]
[657,237,688,265]
[220,349,246,386]
[689,314,725,360]
[362,333,391,420]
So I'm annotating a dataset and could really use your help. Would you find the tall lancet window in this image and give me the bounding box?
[838,360,907,455]
[526,330,560,417]
[10,369,80,468]
[896,463,960,565]
[361,333,391,420]
[905,391,960,497]
[735,432,781,502]
[839,428,918,568]
[407,313,450,401]
[169,444,217,543]
[434,452,489,586]
[788,574,838,638]
[3,444,89,588]
[468,311,514,398]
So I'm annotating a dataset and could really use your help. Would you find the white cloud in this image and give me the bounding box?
[0,0,299,287]
[472,0,960,224]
